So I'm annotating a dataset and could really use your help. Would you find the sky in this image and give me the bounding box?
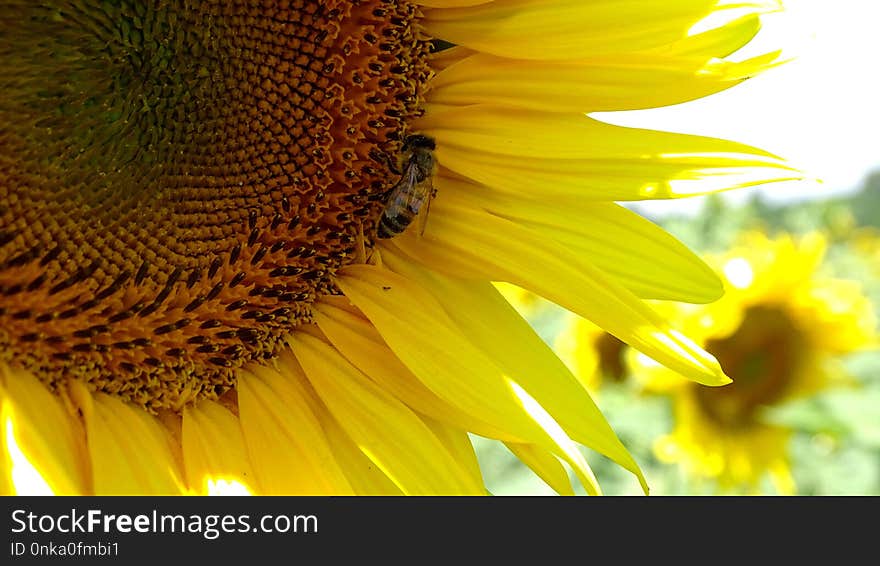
[596,0,880,217]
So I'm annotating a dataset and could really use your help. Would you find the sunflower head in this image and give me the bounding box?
[1,0,434,411]
[2,1,804,495]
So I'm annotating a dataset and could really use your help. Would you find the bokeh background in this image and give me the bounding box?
[472,1,880,495]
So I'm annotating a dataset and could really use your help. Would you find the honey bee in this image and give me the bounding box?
[376,134,437,239]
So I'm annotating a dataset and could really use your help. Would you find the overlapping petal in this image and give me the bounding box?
[428,51,780,113]
[237,364,353,494]
[423,0,732,60]
[69,381,183,494]
[421,416,486,490]
[314,399,404,495]
[505,443,576,496]
[387,202,730,386]
[437,175,724,302]
[290,332,485,495]
[182,401,257,495]
[381,249,647,489]
[335,265,602,493]
[1,366,88,495]
[313,297,515,440]
[653,12,763,57]
[417,106,800,201]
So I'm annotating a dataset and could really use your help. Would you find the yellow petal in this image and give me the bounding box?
[0,365,88,495]
[388,203,730,386]
[290,332,484,495]
[313,298,516,440]
[506,380,601,495]
[428,50,780,113]
[236,362,353,495]
[335,265,602,493]
[505,443,576,496]
[429,44,477,73]
[417,106,799,201]
[423,0,723,60]
[315,402,404,495]
[2,413,50,495]
[0,417,11,495]
[69,381,183,494]
[182,401,257,495]
[335,266,545,443]
[258,350,401,495]
[417,0,493,8]
[440,176,723,302]
[382,250,647,490]
[420,416,486,492]
[652,13,763,58]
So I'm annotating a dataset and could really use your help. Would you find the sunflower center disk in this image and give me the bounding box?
[696,306,805,428]
[0,1,432,410]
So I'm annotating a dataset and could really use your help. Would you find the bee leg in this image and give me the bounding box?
[418,187,437,237]
[373,149,401,176]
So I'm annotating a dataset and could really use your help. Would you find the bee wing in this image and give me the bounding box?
[416,176,436,237]
[385,164,423,209]
[390,162,431,210]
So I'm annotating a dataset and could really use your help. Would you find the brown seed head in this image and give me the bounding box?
[0,0,433,410]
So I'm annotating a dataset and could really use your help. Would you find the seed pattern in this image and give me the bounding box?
[0,0,433,410]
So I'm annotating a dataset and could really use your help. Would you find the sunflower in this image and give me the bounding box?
[556,316,632,394]
[1,0,798,495]
[630,232,877,493]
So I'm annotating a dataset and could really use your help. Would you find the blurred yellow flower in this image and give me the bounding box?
[631,232,877,493]
[556,316,629,393]
[851,228,880,277]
